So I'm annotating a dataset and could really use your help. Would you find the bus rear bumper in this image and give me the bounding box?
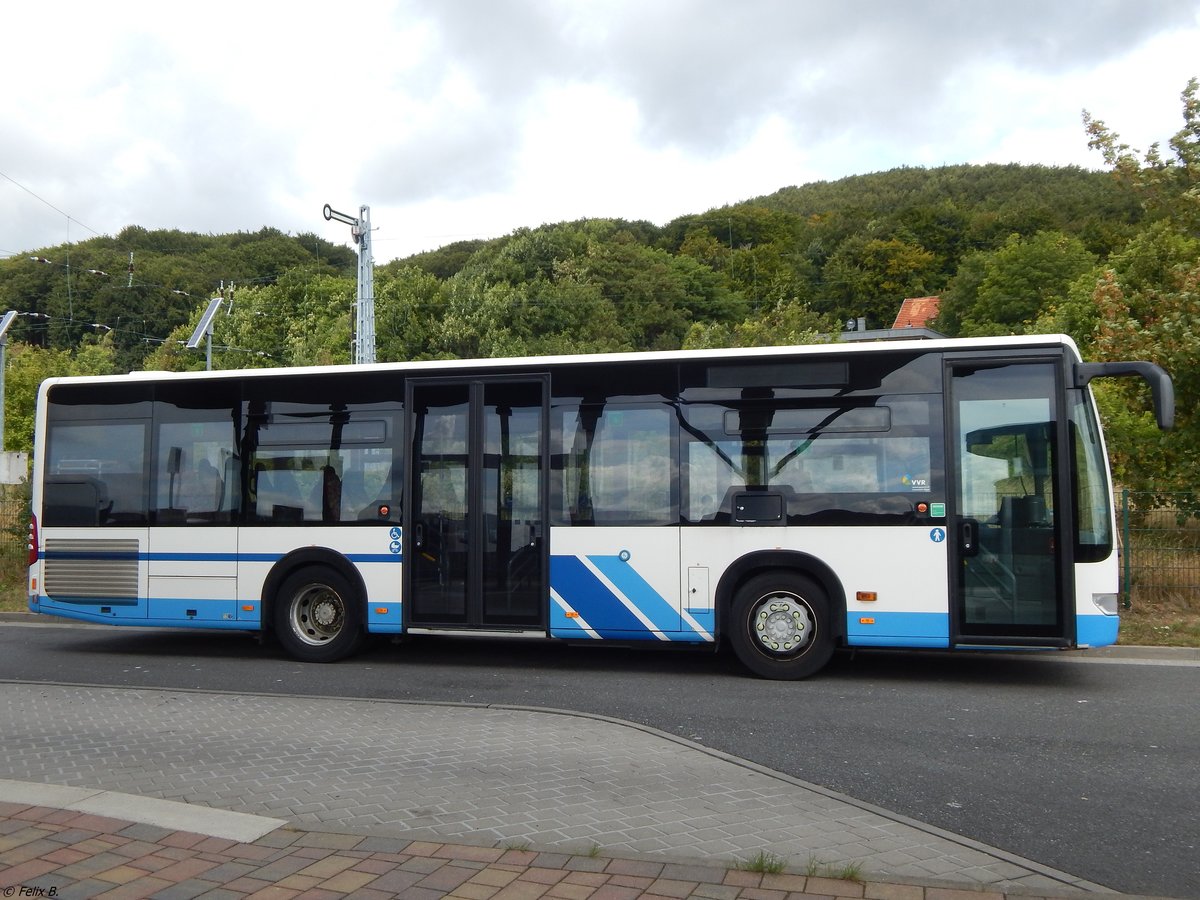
[1076,612,1120,648]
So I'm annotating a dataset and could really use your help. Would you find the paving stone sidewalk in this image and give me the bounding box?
[0,800,1123,900]
[0,683,1117,896]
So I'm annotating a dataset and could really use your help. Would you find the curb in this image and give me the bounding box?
[0,778,286,842]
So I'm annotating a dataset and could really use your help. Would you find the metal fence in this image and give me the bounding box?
[0,485,27,572]
[1118,490,1200,609]
[0,486,1194,610]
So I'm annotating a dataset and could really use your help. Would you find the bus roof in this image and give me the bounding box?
[39,333,1081,389]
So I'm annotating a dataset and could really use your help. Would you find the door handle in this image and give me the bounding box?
[960,518,979,557]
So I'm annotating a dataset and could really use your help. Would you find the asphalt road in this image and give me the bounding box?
[1,621,1197,897]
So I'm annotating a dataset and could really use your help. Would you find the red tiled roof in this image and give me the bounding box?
[891,296,941,330]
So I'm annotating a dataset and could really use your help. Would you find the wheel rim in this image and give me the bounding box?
[750,591,815,657]
[287,582,346,646]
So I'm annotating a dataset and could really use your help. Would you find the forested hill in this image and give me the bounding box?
[757,163,1131,223]
[2,125,1198,492]
[0,225,358,367]
[397,163,1141,322]
[1,162,1139,372]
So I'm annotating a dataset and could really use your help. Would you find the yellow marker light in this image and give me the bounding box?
[565,611,579,618]
[241,605,256,612]
[856,591,878,602]
[859,617,876,625]
[375,607,389,615]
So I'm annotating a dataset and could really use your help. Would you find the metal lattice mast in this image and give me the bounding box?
[323,203,376,364]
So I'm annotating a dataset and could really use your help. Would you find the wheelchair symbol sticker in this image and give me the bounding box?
[930,527,946,543]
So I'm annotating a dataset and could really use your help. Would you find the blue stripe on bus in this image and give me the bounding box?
[146,553,244,562]
[44,551,402,564]
[588,555,682,636]
[43,549,139,561]
[549,555,651,637]
[549,596,581,635]
[845,611,949,647]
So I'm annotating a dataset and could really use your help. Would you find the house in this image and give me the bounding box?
[891,296,942,331]
[839,296,944,341]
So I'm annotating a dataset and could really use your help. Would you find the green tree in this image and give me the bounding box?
[683,300,835,350]
[933,250,988,336]
[677,227,728,270]
[1084,77,1200,235]
[956,231,1096,336]
[1079,78,1200,492]
[572,234,742,350]
[509,273,630,356]
[432,270,632,360]
[820,236,938,327]
[2,339,119,453]
[385,239,487,280]
[1029,269,1105,350]
[4,345,73,453]
[1091,260,1200,491]
[144,272,356,371]
[244,272,354,368]
[374,266,449,361]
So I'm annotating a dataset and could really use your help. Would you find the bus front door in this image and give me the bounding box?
[406,379,547,631]
[947,361,1071,646]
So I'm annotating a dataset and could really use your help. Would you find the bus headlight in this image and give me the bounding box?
[1092,593,1119,616]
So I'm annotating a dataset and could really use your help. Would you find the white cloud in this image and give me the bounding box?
[2,0,1198,262]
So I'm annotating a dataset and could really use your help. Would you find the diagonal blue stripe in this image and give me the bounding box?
[588,555,680,635]
[550,555,648,636]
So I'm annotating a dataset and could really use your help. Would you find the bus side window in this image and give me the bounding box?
[45,420,149,526]
[356,463,401,521]
[684,439,745,522]
[557,405,675,526]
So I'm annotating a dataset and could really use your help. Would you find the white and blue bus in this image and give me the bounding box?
[27,335,1172,679]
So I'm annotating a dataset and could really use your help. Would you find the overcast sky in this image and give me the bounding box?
[2,1,1198,267]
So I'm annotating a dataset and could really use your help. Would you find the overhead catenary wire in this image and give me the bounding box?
[9,250,355,351]
[0,170,104,248]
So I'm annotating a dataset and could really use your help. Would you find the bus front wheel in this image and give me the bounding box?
[273,567,364,663]
[729,572,833,680]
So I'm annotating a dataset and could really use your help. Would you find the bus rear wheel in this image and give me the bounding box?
[273,567,364,663]
[729,572,833,680]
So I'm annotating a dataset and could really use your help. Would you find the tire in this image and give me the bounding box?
[273,567,365,663]
[727,572,834,680]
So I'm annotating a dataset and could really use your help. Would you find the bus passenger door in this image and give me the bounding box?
[406,378,547,630]
[947,360,1071,645]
